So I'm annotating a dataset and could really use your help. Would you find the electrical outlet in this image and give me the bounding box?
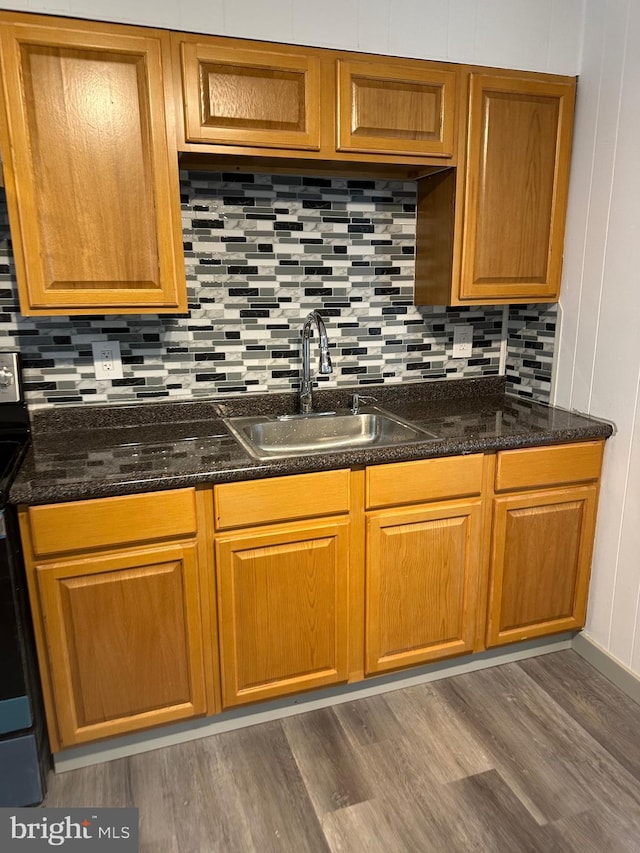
[452,324,474,359]
[91,340,123,380]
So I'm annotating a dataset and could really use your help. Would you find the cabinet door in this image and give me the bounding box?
[459,72,575,302]
[178,37,321,151]
[0,16,186,314]
[337,59,457,158]
[366,499,483,674]
[216,518,350,707]
[486,485,598,647]
[37,544,206,747]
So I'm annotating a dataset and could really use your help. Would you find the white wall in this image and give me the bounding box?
[556,0,640,676]
[0,0,583,75]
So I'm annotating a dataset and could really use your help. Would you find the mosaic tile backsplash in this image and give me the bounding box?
[0,172,556,408]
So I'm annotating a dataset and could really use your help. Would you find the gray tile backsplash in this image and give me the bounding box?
[0,172,555,408]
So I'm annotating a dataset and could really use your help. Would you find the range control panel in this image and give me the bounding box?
[0,352,22,404]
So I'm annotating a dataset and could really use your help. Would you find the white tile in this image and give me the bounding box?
[547,0,584,75]
[356,0,390,55]
[475,0,553,71]
[291,0,358,50]
[447,0,479,63]
[178,0,225,35]
[388,0,449,60]
[223,0,293,42]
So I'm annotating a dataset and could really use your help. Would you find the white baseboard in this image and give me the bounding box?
[54,633,574,773]
[572,631,640,705]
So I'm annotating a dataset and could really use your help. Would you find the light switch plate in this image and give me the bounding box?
[452,324,474,359]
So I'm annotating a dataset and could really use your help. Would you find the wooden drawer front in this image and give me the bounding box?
[495,441,604,492]
[215,469,350,530]
[27,489,197,558]
[366,454,484,509]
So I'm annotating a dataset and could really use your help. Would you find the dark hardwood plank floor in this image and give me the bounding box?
[43,650,640,852]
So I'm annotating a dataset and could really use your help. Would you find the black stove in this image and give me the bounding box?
[0,352,49,806]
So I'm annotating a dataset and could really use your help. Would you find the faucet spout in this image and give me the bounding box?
[299,310,332,414]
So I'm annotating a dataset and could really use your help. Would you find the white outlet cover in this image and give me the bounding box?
[452,324,474,359]
[91,340,124,381]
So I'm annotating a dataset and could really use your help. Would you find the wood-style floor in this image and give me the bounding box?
[44,650,640,852]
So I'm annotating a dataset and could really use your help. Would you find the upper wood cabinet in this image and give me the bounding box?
[173,33,461,168]
[416,70,576,306]
[0,13,186,315]
[336,59,457,159]
[179,36,321,151]
[458,72,576,303]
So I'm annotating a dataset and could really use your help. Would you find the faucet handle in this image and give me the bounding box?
[351,393,377,414]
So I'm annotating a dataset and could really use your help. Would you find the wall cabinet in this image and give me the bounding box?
[0,13,186,315]
[178,37,322,152]
[19,489,210,750]
[365,455,485,674]
[459,72,576,303]
[0,12,578,315]
[174,32,461,168]
[416,70,576,306]
[486,442,603,646]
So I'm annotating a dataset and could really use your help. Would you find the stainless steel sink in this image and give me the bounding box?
[223,407,437,460]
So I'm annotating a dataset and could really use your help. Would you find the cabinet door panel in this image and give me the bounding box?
[487,486,598,646]
[366,500,482,674]
[180,39,321,150]
[460,73,575,302]
[337,59,457,157]
[38,544,206,747]
[0,18,185,314]
[217,519,349,707]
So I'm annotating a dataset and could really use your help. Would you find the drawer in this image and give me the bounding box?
[495,441,604,492]
[214,469,350,530]
[366,454,484,509]
[26,489,198,558]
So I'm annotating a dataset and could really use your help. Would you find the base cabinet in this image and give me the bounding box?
[19,488,209,751]
[486,486,598,647]
[486,442,603,647]
[216,518,351,708]
[18,443,605,750]
[37,544,207,747]
[366,499,483,674]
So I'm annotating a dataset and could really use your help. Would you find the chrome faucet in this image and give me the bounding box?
[299,310,332,414]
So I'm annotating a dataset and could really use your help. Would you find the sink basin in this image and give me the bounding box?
[223,408,437,460]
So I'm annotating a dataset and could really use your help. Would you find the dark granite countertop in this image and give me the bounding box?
[9,377,614,506]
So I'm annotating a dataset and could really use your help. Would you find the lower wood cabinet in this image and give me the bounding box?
[18,442,606,750]
[19,488,210,751]
[215,518,351,708]
[37,544,207,747]
[486,441,604,647]
[366,498,483,674]
[364,454,486,675]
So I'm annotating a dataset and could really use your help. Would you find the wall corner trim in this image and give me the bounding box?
[573,631,640,706]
